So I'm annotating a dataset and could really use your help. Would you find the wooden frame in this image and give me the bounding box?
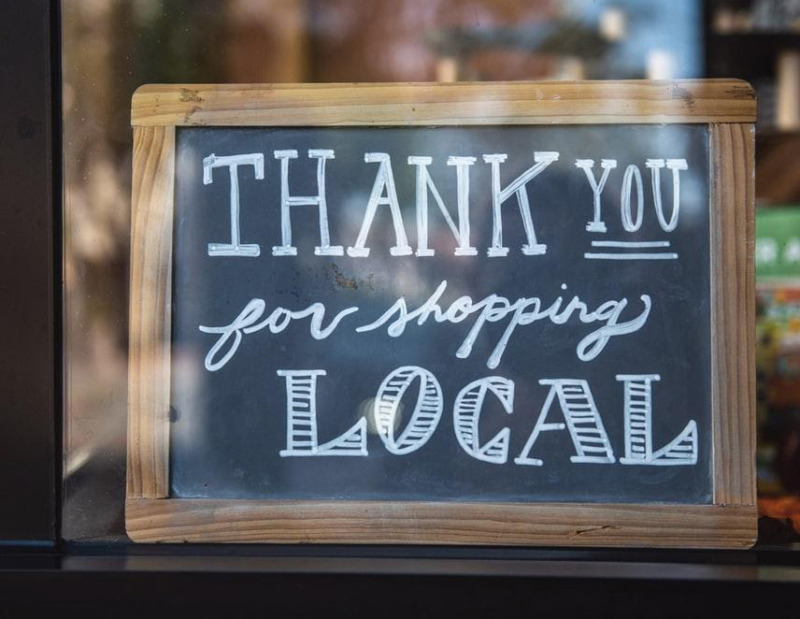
[127,80,757,547]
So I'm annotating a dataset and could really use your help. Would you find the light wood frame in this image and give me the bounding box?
[127,80,757,547]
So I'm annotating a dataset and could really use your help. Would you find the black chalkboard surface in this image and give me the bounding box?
[169,124,712,505]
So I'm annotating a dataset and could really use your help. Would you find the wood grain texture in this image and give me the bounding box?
[127,125,175,499]
[131,80,756,127]
[126,499,756,548]
[710,123,757,508]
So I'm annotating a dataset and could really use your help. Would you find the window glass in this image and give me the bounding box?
[63,0,798,543]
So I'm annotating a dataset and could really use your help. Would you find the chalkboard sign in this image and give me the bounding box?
[127,81,757,547]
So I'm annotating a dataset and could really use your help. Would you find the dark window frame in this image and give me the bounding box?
[0,0,58,544]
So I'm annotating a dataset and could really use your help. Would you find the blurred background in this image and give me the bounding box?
[62,0,800,541]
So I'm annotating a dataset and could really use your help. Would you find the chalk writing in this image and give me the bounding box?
[202,153,264,257]
[278,369,368,457]
[269,368,697,468]
[184,132,705,481]
[199,281,651,372]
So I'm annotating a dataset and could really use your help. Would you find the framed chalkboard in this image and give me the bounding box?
[127,81,757,547]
